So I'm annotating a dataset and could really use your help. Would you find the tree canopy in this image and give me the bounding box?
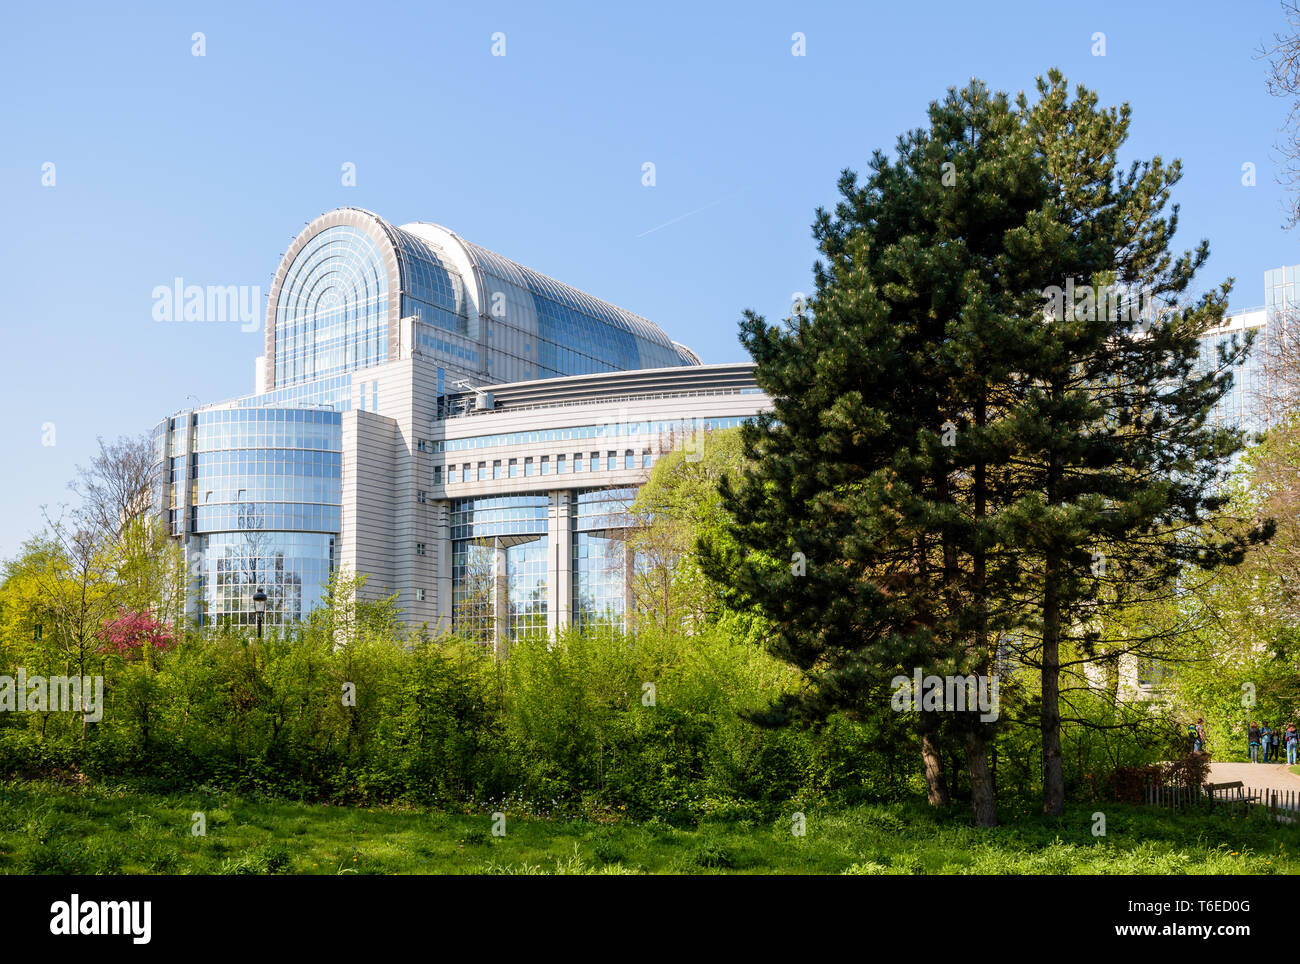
[703,71,1270,825]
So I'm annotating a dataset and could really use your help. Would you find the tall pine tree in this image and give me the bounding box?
[704,71,1267,825]
[1004,74,1269,814]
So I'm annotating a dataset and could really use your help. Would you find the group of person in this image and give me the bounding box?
[1246,722,1299,765]
[1187,718,1300,764]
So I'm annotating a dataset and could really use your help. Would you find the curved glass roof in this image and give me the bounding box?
[391,228,469,335]
[460,240,676,350]
[459,238,684,373]
[273,224,389,387]
[267,208,694,388]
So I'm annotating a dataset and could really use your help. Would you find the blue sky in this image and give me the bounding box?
[0,0,1295,561]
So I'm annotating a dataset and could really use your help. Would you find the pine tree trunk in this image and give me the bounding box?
[1040,373,1066,818]
[968,392,997,823]
[1042,556,1065,816]
[912,530,948,808]
[920,716,950,807]
[964,726,997,827]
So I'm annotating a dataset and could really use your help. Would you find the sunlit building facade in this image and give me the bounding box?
[152,207,767,640]
[433,370,758,643]
[1196,264,1300,434]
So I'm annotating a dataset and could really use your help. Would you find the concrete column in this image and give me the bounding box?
[492,537,509,658]
[176,412,202,627]
[433,502,452,636]
[547,491,573,637]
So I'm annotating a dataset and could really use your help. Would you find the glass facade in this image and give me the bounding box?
[506,537,548,639]
[447,489,640,639]
[238,375,353,413]
[464,239,685,377]
[1193,266,1300,433]
[573,531,629,631]
[449,494,549,541]
[437,416,749,453]
[451,540,496,642]
[1265,265,1300,311]
[392,230,470,335]
[1196,329,1264,431]
[572,488,636,632]
[195,532,335,627]
[267,209,702,403]
[149,421,169,532]
[449,495,550,643]
[274,225,390,387]
[188,407,343,627]
[153,208,757,633]
[415,323,478,366]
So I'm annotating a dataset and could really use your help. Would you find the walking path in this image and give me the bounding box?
[1207,760,1300,806]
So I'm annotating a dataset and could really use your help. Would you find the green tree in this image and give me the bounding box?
[310,567,403,648]
[627,428,765,640]
[7,517,119,740]
[1002,75,1269,814]
[706,71,1266,826]
[1169,418,1300,751]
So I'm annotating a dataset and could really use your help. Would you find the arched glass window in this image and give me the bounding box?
[274,226,389,388]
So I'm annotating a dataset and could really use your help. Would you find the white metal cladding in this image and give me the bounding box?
[267,209,696,390]
[408,220,690,372]
[457,237,683,367]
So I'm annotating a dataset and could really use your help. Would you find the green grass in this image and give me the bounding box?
[0,780,1297,874]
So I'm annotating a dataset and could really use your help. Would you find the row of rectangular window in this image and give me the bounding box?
[415,326,478,363]
[439,450,652,484]
[433,416,747,453]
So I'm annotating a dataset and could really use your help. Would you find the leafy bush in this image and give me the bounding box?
[0,618,919,817]
[688,838,734,869]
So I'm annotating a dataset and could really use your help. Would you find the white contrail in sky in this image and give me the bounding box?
[636,193,740,238]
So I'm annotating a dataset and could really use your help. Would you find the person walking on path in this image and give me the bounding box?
[1287,724,1298,766]
[1263,724,1273,763]
[1250,722,1262,763]
[1269,724,1282,762]
[1194,718,1207,755]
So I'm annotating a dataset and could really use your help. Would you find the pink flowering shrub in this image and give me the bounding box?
[99,608,176,658]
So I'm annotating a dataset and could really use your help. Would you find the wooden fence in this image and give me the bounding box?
[1144,780,1299,820]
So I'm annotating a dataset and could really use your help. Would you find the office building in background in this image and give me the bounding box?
[152,208,768,646]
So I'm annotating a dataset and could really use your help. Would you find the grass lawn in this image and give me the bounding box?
[0,780,1297,874]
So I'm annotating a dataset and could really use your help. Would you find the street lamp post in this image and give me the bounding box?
[253,589,268,640]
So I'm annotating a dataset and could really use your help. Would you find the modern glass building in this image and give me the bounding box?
[261,208,695,396]
[1195,264,1300,433]
[572,487,639,632]
[152,407,342,627]
[152,208,768,638]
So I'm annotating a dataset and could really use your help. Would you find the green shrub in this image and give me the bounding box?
[18,836,124,875]
[0,618,923,816]
[689,838,734,869]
